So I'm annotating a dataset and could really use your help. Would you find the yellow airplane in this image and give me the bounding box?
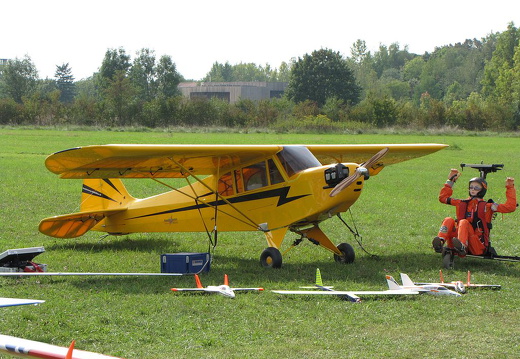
[39,143,446,268]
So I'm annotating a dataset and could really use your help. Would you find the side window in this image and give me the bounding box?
[217,172,233,196]
[242,161,268,191]
[268,159,284,185]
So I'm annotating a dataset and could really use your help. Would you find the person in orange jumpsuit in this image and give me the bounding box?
[433,168,517,256]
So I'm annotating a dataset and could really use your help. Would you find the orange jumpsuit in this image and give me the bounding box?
[438,183,517,255]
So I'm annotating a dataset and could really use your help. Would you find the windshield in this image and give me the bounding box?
[277,146,321,177]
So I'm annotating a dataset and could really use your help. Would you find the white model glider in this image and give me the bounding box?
[171,274,264,298]
[0,298,45,308]
[391,273,462,296]
[271,268,419,302]
[0,335,121,359]
[413,270,501,294]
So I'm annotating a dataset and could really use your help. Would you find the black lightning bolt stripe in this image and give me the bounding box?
[103,179,123,195]
[82,184,119,203]
[128,186,309,220]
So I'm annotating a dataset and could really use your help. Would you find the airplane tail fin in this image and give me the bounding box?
[39,179,134,238]
[224,274,229,286]
[315,268,324,287]
[386,275,401,290]
[65,340,75,359]
[439,269,445,283]
[80,178,134,212]
[195,274,203,288]
[466,270,471,286]
[400,273,415,287]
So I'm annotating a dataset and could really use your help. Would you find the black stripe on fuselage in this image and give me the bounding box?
[128,186,309,220]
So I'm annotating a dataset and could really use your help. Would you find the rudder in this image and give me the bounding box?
[81,178,134,212]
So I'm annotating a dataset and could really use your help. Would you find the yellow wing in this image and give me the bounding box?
[45,145,283,179]
[306,144,448,166]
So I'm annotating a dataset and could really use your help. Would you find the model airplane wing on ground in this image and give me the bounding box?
[0,298,45,308]
[40,143,447,268]
[413,270,501,293]
[272,269,419,302]
[1,301,122,358]
[0,335,122,359]
[171,274,263,298]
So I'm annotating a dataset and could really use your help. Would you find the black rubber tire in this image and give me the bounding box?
[334,242,355,264]
[260,247,283,268]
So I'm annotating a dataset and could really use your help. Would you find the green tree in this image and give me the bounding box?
[0,55,38,103]
[156,55,182,98]
[104,70,136,126]
[129,48,156,101]
[55,63,76,103]
[285,48,361,106]
[99,48,131,85]
[481,22,519,101]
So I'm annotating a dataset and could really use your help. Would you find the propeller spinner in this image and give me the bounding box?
[329,147,389,197]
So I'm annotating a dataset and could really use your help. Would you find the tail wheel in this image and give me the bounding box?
[260,247,283,268]
[334,242,355,264]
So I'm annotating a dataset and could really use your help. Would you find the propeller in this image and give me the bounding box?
[329,147,389,197]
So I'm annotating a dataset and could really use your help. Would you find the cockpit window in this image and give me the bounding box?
[242,162,268,191]
[276,146,321,177]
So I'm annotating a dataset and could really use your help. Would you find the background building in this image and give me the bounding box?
[178,82,288,103]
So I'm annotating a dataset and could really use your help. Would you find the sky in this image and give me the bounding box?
[3,0,520,81]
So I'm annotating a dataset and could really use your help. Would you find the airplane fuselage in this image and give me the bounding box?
[92,163,364,236]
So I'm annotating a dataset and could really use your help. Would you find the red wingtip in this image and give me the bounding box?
[259,288,264,291]
[195,274,203,288]
[65,340,75,359]
[171,288,179,291]
[224,274,229,286]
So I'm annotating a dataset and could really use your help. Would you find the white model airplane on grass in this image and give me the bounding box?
[413,270,501,294]
[171,274,264,298]
[0,297,45,308]
[1,298,122,358]
[391,273,462,297]
[271,269,420,302]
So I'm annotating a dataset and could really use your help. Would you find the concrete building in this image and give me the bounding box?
[178,82,288,103]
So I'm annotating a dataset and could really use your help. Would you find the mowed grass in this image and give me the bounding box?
[0,128,519,358]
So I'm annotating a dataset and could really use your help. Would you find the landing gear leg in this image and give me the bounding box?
[442,248,455,269]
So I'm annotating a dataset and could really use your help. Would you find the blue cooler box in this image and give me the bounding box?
[161,252,211,274]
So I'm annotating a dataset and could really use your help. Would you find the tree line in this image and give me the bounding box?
[0,22,519,132]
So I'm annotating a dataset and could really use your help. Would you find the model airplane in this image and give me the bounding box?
[390,273,462,296]
[0,335,121,359]
[171,274,264,298]
[413,270,501,293]
[1,299,121,358]
[272,268,420,302]
[0,297,45,308]
[38,143,446,268]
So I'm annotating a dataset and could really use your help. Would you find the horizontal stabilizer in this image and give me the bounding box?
[38,209,125,238]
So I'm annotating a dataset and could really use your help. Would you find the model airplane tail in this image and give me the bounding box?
[195,274,204,288]
[385,275,401,290]
[399,273,415,287]
[39,179,133,238]
[315,268,324,287]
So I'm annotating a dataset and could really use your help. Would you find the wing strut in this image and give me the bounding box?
[166,157,264,231]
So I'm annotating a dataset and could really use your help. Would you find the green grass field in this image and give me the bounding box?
[0,128,519,358]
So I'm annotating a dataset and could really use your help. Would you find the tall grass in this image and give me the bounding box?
[0,128,519,358]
